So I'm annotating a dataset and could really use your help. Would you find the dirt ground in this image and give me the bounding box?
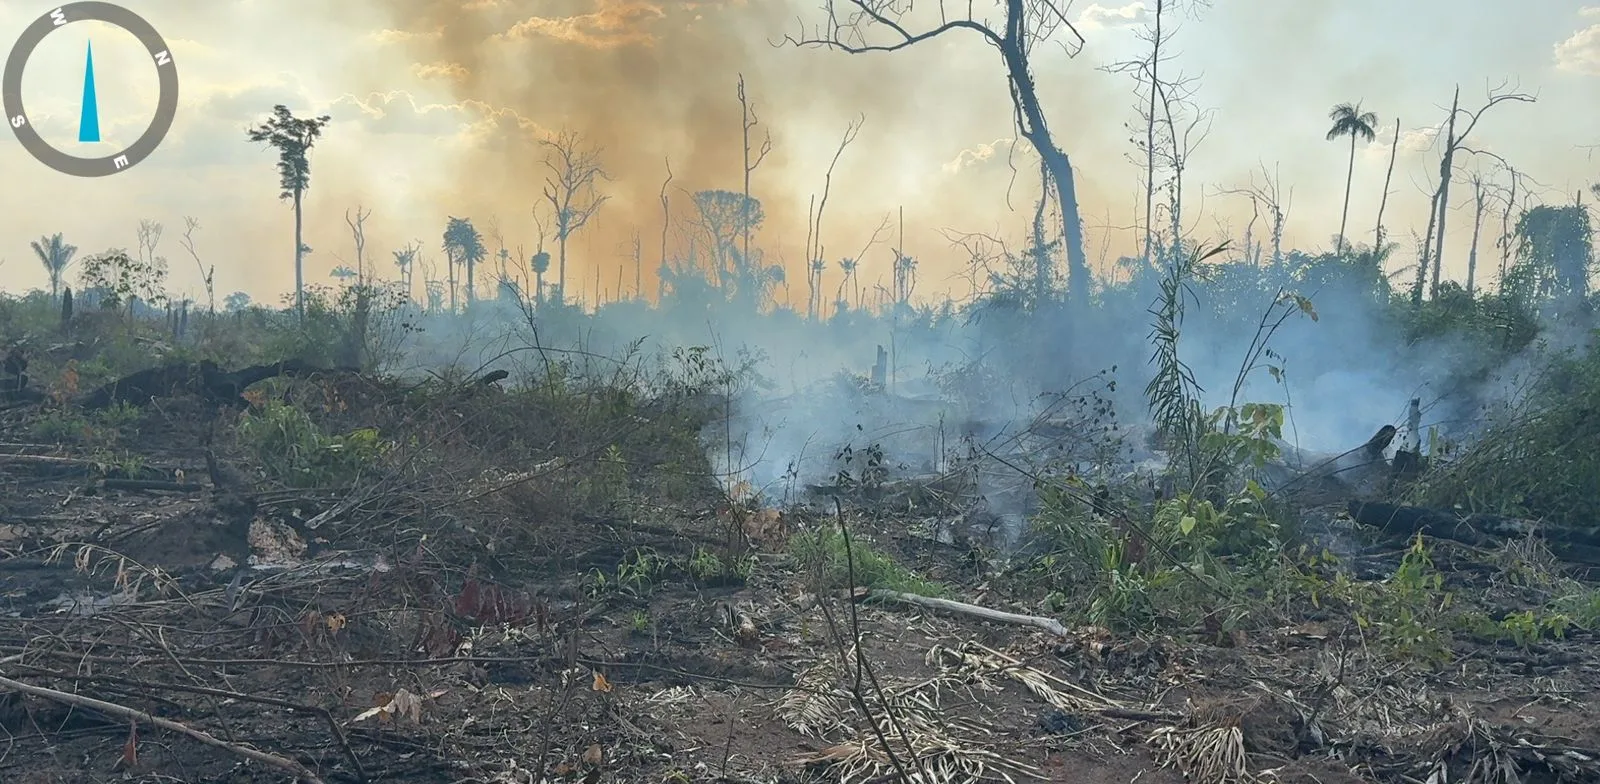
[2,387,1599,784]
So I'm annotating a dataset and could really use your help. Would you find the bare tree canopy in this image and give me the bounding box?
[784,0,1094,306]
[541,129,611,305]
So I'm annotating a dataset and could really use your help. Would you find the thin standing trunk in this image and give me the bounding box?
[1337,132,1356,254]
[1142,0,1161,262]
[1374,119,1399,251]
[1499,175,1517,283]
[1466,176,1485,296]
[997,0,1088,305]
[1412,186,1443,308]
[1033,157,1050,303]
[1430,87,1461,298]
[557,236,568,304]
[293,188,305,319]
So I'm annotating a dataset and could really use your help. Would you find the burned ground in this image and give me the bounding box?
[0,288,1599,784]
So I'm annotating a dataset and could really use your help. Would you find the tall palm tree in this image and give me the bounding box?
[247,105,332,319]
[1326,102,1379,256]
[30,233,77,299]
[442,217,486,308]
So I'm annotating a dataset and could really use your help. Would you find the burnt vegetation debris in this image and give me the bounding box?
[1,5,1600,784]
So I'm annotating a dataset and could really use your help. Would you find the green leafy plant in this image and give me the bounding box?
[236,400,388,487]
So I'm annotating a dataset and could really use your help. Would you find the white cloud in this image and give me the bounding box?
[1554,7,1600,74]
[943,138,1027,174]
[328,91,475,137]
[368,28,443,45]
[1076,2,1149,31]
[1399,126,1439,153]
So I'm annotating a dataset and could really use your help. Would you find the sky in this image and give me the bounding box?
[0,0,1596,309]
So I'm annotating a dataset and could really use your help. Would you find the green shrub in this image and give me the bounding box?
[236,400,388,487]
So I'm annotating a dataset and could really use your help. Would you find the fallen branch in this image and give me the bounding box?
[1347,500,1600,565]
[0,670,326,784]
[0,453,166,480]
[857,588,1072,638]
[101,478,205,493]
[0,453,95,467]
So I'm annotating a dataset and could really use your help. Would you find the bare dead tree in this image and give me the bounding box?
[1155,80,1213,259]
[1031,157,1054,300]
[1229,163,1291,268]
[1373,119,1400,252]
[659,159,673,302]
[1466,170,1486,295]
[738,75,774,280]
[785,0,1093,305]
[806,115,863,319]
[1102,0,1209,263]
[541,128,611,304]
[344,206,371,286]
[1473,155,1543,285]
[1211,184,1262,266]
[136,219,162,270]
[1411,183,1444,307]
[847,212,894,309]
[941,228,1012,300]
[806,196,820,317]
[178,217,214,314]
[1419,82,1536,302]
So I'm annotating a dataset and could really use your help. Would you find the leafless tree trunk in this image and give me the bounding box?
[1426,84,1535,299]
[1466,172,1485,296]
[292,193,304,317]
[738,75,773,287]
[1139,0,1163,261]
[806,116,862,319]
[1374,119,1399,252]
[1411,185,1442,308]
[178,217,214,314]
[631,232,642,299]
[1234,163,1290,268]
[1032,157,1052,302]
[1429,87,1461,298]
[1105,1,1210,266]
[658,159,673,302]
[787,0,1092,305]
[345,206,370,286]
[1157,80,1211,260]
[1498,172,1519,283]
[446,245,458,311]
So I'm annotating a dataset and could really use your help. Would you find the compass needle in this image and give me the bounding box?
[3,2,178,176]
[78,40,100,143]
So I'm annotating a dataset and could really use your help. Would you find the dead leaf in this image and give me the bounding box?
[581,743,603,767]
[591,670,612,693]
[352,688,424,724]
[118,720,138,768]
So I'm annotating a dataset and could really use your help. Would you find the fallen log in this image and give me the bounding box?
[1346,500,1600,565]
[856,588,1072,639]
[79,359,341,409]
